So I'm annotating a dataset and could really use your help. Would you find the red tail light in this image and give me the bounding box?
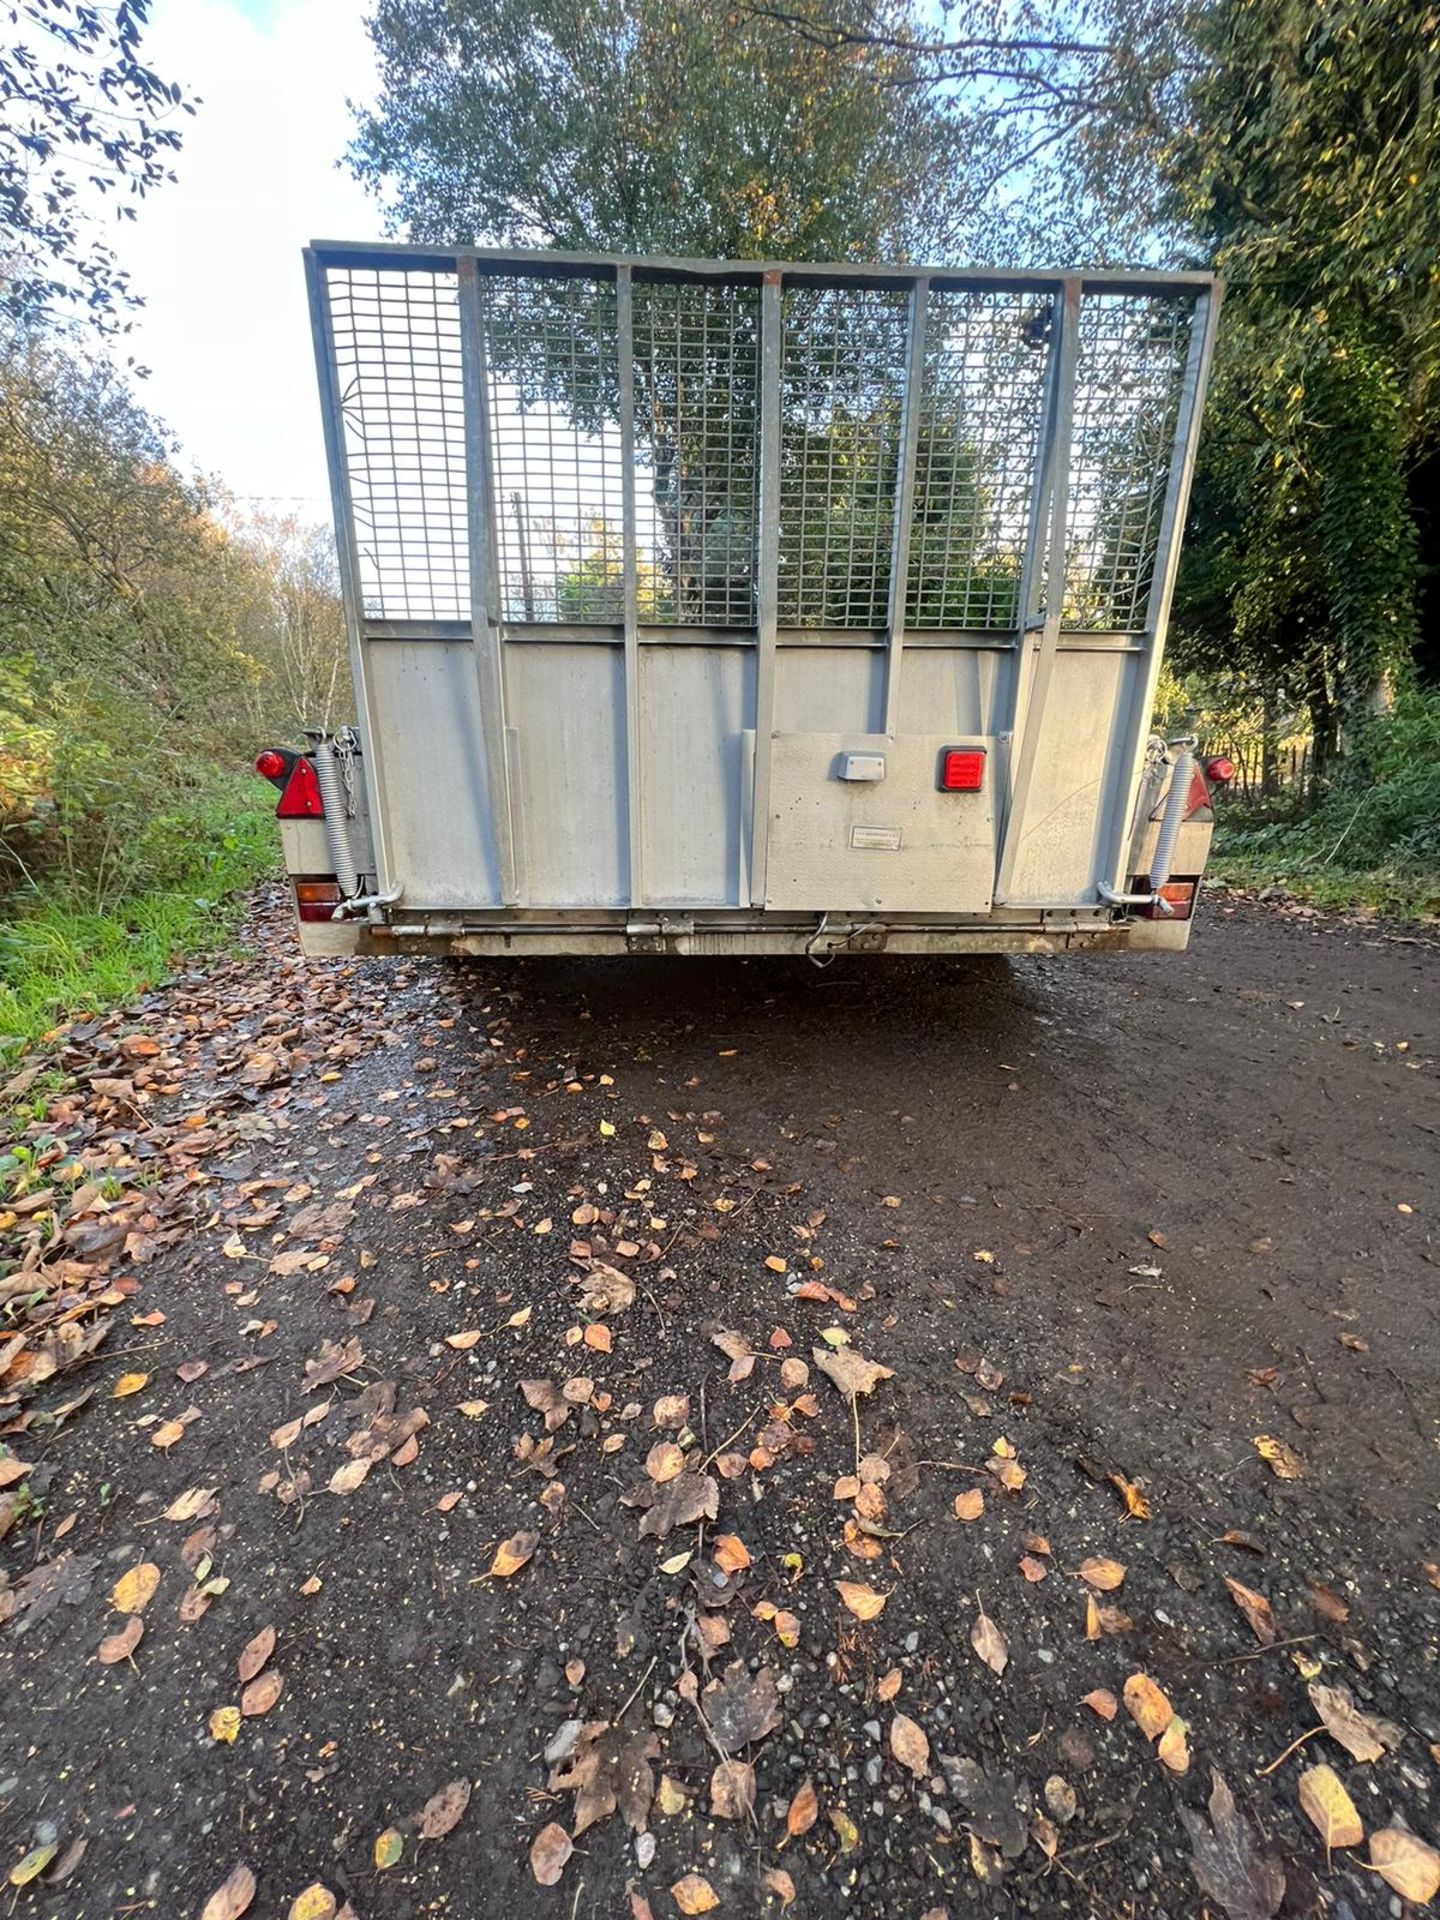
[254,748,289,783]
[294,879,342,923]
[276,756,324,819]
[1206,756,1236,785]
[1139,878,1198,921]
[938,747,986,792]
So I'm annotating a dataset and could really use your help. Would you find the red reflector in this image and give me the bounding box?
[294,880,342,923]
[1141,879,1197,922]
[276,757,324,819]
[939,747,986,792]
[254,749,287,782]
[1205,756,1236,785]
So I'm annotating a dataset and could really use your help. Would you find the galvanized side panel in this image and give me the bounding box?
[774,649,885,733]
[507,644,629,906]
[637,646,754,905]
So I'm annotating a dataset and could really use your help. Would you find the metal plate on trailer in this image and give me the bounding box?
[765,733,995,912]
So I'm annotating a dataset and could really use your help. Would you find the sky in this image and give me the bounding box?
[115,0,382,519]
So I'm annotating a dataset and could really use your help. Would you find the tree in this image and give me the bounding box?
[1,0,194,327]
[349,0,973,263]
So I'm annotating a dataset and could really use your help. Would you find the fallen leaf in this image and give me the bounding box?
[703,1662,784,1751]
[671,1876,720,1915]
[953,1488,984,1521]
[761,1867,796,1906]
[163,1487,218,1522]
[890,1713,929,1777]
[786,1778,819,1837]
[622,1470,719,1538]
[98,1614,143,1664]
[240,1669,283,1716]
[111,1562,161,1613]
[710,1757,756,1820]
[287,1887,336,1920]
[210,1705,242,1744]
[1077,1557,1126,1591]
[1253,1434,1305,1480]
[8,1845,56,1888]
[1370,1828,1440,1903]
[646,1441,686,1484]
[836,1580,887,1622]
[200,1865,258,1920]
[1307,1681,1403,1764]
[1082,1688,1118,1720]
[1019,1555,1049,1583]
[113,1372,149,1398]
[528,1822,573,1886]
[971,1602,1008,1674]
[374,1828,404,1870]
[327,1457,372,1495]
[1158,1716,1191,1774]
[1298,1764,1363,1849]
[713,1534,751,1574]
[1224,1577,1277,1645]
[1109,1472,1152,1518]
[1123,1673,1174,1741]
[237,1625,276,1683]
[1305,1579,1350,1624]
[1180,1769,1285,1920]
[657,1775,688,1816]
[830,1807,860,1853]
[418,1777,472,1839]
[812,1344,894,1402]
[877,1668,902,1703]
[489,1530,539,1577]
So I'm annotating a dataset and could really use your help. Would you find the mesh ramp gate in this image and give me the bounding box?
[307,244,1219,918]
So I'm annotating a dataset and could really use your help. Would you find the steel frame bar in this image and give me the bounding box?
[994,278,1082,905]
[616,266,646,905]
[748,272,784,907]
[882,279,930,736]
[456,257,519,904]
[304,249,398,896]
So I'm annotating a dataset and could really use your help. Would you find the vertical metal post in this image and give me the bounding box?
[1101,287,1223,895]
[748,271,784,907]
[882,278,929,738]
[456,256,519,905]
[303,249,397,897]
[994,275,1082,904]
[617,266,646,906]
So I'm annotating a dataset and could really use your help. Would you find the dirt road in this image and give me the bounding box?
[2,891,1437,1920]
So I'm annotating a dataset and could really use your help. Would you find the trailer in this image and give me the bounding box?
[258,241,1227,960]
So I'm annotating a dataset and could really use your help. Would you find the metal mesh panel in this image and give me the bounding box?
[481,275,623,623]
[778,287,909,628]
[631,280,760,626]
[906,290,1052,630]
[1063,293,1194,630]
[326,267,468,621]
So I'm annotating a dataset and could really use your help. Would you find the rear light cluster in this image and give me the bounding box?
[1138,878,1198,921]
[938,747,986,792]
[294,880,342,923]
[255,748,324,819]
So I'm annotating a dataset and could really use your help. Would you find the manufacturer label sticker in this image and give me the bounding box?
[850,826,902,851]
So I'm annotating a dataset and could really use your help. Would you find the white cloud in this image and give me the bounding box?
[116,0,382,516]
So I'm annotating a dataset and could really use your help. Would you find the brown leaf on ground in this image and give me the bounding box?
[1253,1434,1305,1479]
[1224,1576,1277,1645]
[304,1335,364,1388]
[549,1723,659,1834]
[1077,1557,1126,1591]
[1158,1716,1191,1774]
[574,1263,634,1313]
[671,1876,720,1915]
[836,1580,887,1622]
[711,1328,756,1382]
[812,1344,893,1401]
[1019,1555,1048,1583]
[1307,1681,1403,1763]
[713,1534,751,1574]
[111,1562,161,1613]
[327,1457,371,1495]
[954,1488,984,1521]
[418,1777,472,1839]
[1180,1769,1285,1920]
[645,1441,686,1483]
[519,1379,572,1432]
[237,1625,276,1683]
[489,1530,539,1577]
[98,1614,143,1664]
[890,1713,929,1777]
[877,1668,902,1703]
[1370,1829,1440,1903]
[1298,1765,1363,1849]
[653,1394,689,1429]
[199,1864,258,1920]
[761,1866,796,1906]
[622,1471,719,1538]
[528,1822,573,1886]
[1109,1472,1152,1518]
[971,1603,1008,1674]
[1305,1578,1350,1623]
[1123,1673,1174,1740]
[786,1778,819,1836]
[703,1663,783,1752]
[710,1758,756,1820]
[240,1669,283,1716]
[1082,1688,1118,1720]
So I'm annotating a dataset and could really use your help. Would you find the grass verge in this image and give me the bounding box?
[0,778,278,1060]
[1212,834,1440,921]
